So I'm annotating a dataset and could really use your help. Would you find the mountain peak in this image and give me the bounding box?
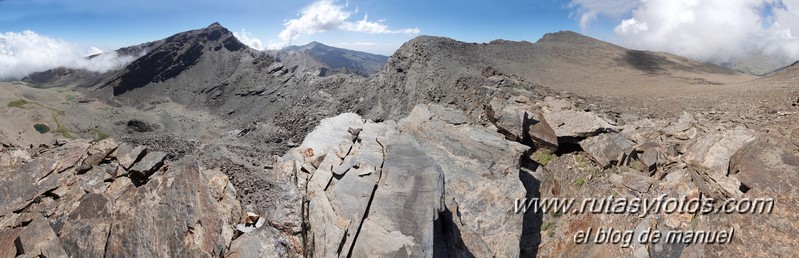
[537,31,600,45]
[111,23,253,95]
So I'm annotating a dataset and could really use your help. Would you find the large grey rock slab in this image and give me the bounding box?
[58,193,114,257]
[684,126,756,175]
[350,134,445,257]
[543,108,617,138]
[400,104,528,257]
[683,126,756,198]
[305,119,392,257]
[128,150,167,177]
[293,104,530,257]
[227,228,281,258]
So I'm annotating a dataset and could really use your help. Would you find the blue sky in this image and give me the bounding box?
[4,0,799,80]
[0,0,584,55]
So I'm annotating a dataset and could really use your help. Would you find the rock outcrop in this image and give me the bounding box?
[706,136,799,257]
[0,139,242,257]
[270,104,530,257]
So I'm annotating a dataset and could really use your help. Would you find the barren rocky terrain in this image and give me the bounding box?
[1,23,798,257]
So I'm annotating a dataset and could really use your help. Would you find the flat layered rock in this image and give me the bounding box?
[544,109,617,139]
[128,151,167,178]
[116,143,146,169]
[580,133,635,168]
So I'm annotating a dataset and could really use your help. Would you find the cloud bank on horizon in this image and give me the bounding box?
[570,0,799,65]
[0,31,138,80]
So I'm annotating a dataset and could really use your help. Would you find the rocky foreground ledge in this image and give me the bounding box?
[1,95,798,257]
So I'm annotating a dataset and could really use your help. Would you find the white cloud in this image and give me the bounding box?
[614,18,648,35]
[569,0,799,65]
[568,0,640,29]
[0,30,138,80]
[271,0,420,49]
[88,46,104,55]
[233,29,264,51]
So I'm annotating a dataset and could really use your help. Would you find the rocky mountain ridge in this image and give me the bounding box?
[2,22,799,257]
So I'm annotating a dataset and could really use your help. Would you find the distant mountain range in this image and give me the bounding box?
[268,41,388,77]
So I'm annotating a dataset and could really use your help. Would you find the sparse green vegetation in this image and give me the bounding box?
[574,177,586,187]
[24,81,45,88]
[12,81,44,88]
[51,112,73,138]
[542,221,557,231]
[8,99,31,109]
[9,95,74,138]
[33,124,51,134]
[89,128,110,142]
[587,166,600,176]
[548,209,563,218]
[629,159,645,171]
[531,148,554,166]
[542,221,558,237]
[690,217,699,229]
[611,191,619,198]
[574,153,586,165]
[64,95,77,103]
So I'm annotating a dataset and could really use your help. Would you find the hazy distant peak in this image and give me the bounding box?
[537,31,602,45]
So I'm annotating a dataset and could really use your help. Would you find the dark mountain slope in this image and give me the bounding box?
[106,22,256,96]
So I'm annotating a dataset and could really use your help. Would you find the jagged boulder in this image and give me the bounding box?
[683,126,756,198]
[0,139,243,257]
[105,162,240,257]
[580,133,635,168]
[486,96,558,151]
[706,136,799,257]
[542,108,617,139]
[684,126,756,174]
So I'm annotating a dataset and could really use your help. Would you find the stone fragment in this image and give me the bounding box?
[580,133,635,168]
[59,194,114,257]
[486,96,558,150]
[684,126,756,175]
[15,214,69,258]
[116,143,146,169]
[128,151,167,178]
[621,172,655,193]
[543,109,617,139]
